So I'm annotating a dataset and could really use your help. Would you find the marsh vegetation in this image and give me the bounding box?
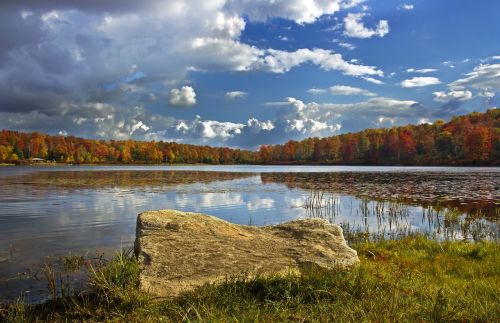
[2,236,499,322]
[0,166,498,316]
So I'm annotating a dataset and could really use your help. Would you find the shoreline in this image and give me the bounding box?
[1,236,498,321]
[4,162,500,167]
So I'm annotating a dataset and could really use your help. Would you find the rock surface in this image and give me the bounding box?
[135,209,359,298]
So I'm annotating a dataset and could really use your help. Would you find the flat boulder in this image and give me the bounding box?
[135,209,359,298]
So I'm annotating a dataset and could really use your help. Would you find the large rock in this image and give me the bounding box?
[135,210,359,298]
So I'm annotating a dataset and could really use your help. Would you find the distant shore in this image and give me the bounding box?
[3,160,499,167]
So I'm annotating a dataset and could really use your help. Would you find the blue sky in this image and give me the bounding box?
[0,0,498,148]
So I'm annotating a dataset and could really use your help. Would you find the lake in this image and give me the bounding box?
[0,165,499,303]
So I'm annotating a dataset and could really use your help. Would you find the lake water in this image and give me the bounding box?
[0,165,499,303]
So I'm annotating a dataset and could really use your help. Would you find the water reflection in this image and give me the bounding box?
[301,189,499,242]
[261,172,499,217]
[0,167,498,303]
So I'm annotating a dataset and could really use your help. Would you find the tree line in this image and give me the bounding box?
[1,109,498,165]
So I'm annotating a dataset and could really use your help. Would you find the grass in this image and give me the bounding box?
[1,236,499,322]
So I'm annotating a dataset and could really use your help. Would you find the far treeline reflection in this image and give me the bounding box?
[6,169,499,218]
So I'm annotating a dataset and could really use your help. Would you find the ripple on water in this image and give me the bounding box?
[0,166,499,303]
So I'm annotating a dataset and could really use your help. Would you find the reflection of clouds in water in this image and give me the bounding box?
[285,196,306,208]
[174,192,245,210]
[1,170,498,303]
[247,198,275,211]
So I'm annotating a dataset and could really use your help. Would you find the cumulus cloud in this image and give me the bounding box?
[0,0,439,149]
[0,0,387,142]
[401,77,441,88]
[264,96,426,134]
[189,39,383,76]
[278,98,342,135]
[225,91,247,100]
[263,48,383,76]
[344,13,389,38]
[207,12,246,38]
[449,63,500,91]
[433,90,473,103]
[169,86,197,107]
[340,0,366,9]
[406,68,438,73]
[175,115,243,139]
[246,118,274,133]
[224,0,342,24]
[190,37,264,72]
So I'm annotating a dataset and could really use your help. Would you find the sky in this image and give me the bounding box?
[0,0,499,149]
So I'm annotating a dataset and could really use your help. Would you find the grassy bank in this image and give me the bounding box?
[2,236,499,322]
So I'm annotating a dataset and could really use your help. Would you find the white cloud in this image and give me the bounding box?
[449,63,500,91]
[224,0,342,24]
[307,88,328,95]
[246,118,274,133]
[190,37,265,72]
[361,76,384,84]
[286,118,338,133]
[264,101,293,106]
[330,85,376,96]
[265,96,420,135]
[169,86,197,107]
[479,90,495,99]
[338,42,356,50]
[175,115,244,139]
[401,77,441,88]
[130,120,151,134]
[271,96,419,135]
[225,91,247,100]
[406,68,438,73]
[344,13,389,39]
[340,0,366,9]
[275,97,342,136]
[207,12,246,38]
[190,40,383,76]
[443,61,456,68]
[376,116,394,127]
[1,0,390,139]
[323,97,418,115]
[398,4,414,10]
[308,85,375,96]
[2,0,446,149]
[263,48,383,76]
[433,90,473,102]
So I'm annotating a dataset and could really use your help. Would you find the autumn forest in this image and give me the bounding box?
[1,109,498,166]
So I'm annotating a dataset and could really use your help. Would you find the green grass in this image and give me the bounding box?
[2,236,499,322]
